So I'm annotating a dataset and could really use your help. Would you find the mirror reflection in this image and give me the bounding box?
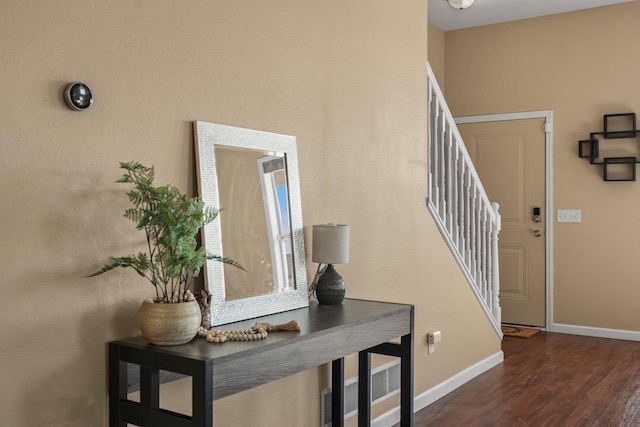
[215,146,295,300]
[194,121,308,326]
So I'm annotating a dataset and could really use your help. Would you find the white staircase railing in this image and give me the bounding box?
[426,64,502,337]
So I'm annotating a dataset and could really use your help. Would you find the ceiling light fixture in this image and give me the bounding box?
[447,0,475,9]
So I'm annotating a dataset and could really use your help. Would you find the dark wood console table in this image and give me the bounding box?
[109,298,414,426]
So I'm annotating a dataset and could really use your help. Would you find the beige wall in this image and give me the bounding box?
[444,2,640,331]
[428,23,446,87]
[0,1,501,426]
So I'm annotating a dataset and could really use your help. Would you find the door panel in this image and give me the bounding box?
[499,243,527,299]
[459,119,546,327]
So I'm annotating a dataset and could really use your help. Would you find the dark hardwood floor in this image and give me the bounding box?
[409,332,640,426]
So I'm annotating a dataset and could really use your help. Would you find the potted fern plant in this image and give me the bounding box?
[89,161,243,345]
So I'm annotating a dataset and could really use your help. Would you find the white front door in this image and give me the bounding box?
[459,118,546,327]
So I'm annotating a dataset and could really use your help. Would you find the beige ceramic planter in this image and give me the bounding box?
[139,299,201,346]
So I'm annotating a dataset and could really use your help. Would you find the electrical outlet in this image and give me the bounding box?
[427,331,441,344]
[557,209,581,223]
[427,331,442,354]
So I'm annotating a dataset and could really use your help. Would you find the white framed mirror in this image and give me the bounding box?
[193,121,308,325]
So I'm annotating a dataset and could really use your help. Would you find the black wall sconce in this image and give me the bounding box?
[63,82,94,111]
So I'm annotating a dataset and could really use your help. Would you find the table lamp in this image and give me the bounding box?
[312,224,349,304]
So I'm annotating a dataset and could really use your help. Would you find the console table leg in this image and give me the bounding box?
[400,333,414,427]
[108,344,127,427]
[358,351,371,427]
[192,362,213,426]
[331,358,345,427]
[140,366,159,426]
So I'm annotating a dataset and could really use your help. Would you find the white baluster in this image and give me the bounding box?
[430,95,438,209]
[427,82,433,202]
[469,186,478,278]
[438,108,446,218]
[458,158,465,251]
[487,219,493,306]
[445,123,453,233]
[475,189,482,288]
[491,202,502,325]
[481,203,488,303]
[451,143,459,249]
[464,168,472,267]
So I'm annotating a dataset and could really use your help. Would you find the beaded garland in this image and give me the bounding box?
[198,320,300,344]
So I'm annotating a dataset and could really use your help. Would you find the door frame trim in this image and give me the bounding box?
[454,110,553,330]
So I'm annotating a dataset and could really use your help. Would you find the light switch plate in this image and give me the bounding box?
[557,209,581,223]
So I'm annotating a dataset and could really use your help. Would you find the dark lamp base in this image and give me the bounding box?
[316,264,345,305]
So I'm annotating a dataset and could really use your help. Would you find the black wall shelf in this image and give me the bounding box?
[578,113,639,181]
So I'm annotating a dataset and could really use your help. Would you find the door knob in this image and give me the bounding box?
[533,229,542,237]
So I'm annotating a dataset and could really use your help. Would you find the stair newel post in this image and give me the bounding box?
[491,202,502,326]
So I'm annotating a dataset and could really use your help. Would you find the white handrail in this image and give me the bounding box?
[426,63,502,337]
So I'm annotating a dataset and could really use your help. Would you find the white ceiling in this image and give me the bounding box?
[428,0,636,31]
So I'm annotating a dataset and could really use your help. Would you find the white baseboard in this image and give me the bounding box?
[372,351,504,427]
[550,323,640,341]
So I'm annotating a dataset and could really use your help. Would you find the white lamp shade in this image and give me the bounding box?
[312,224,349,264]
[448,0,474,9]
